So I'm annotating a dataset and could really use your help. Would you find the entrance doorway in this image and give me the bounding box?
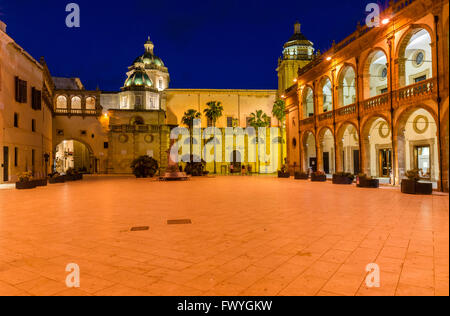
[379,149,392,177]
[55,140,93,174]
[310,157,317,172]
[414,145,431,179]
[2,147,8,182]
[323,152,330,174]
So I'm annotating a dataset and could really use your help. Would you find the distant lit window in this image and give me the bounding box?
[56,96,67,109]
[71,96,82,109]
[86,97,96,110]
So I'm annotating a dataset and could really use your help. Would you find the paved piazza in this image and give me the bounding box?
[0,176,448,296]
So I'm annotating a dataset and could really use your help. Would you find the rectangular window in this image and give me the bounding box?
[15,77,27,103]
[227,117,234,128]
[31,87,42,110]
[14,113,19,128]
[80,130,87,136]
[414,75,427,83]
[32,149,35,167]
[104,142,109,149]
[31,119,36,132]
[381,88,388,94]
[14,147,18,167]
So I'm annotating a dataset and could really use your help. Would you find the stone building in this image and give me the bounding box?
[0,22,53,183]
[284,0,449,191]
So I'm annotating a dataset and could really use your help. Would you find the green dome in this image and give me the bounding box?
[124,69,153,88]
[134,52,164,67]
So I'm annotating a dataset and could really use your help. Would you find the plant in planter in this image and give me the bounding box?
[332,172,355,185]
[294,171,309,180]
[130,156,159,178]
[184,156,208,176]
[34,178,48,187]
[401,169,432,195]
[311,171,327,182]
[49,172,65,184]
[278,164,290,178]
[16,171,36,190]
[356,173,379,188]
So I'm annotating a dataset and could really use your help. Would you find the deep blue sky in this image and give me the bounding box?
[0,0,387,91]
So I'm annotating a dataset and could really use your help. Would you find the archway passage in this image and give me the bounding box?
[55,140,94,174]
[338,66,356,107]
[337,124,360,174]
[362,117,392,183]
[398,28,433,87]
[363,50,388,99]
[302,131,317,172]
[396,108,440,189]
[319,127,335,175]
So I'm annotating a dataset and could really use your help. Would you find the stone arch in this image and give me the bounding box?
[130,116,145,125]
[337,64,357,108]
[396,26,434,87]
[317,76,333,114]
[336,122,360,174]
[54,138,95,174]
[317,126,335,174]
[71,96,82,109]
[85,96,96,110]
[56,95,68,109]
[361,114,392,178]
[361,48,389,99]
[395,105,440,187]
[301,129,316,172]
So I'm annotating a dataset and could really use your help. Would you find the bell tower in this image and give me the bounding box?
[276,22,315,95]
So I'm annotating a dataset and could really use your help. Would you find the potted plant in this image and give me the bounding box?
[130,156,159,178]
[49,172,65,184]
[184,156,208,176]
[357,174,379,188]
[401,169,433,195]
[16,171,36,190]
[278,165,290,178]
[311,171,327,182]
[294,171,309,180]
[34,177,48,187]
[332,172,355,185]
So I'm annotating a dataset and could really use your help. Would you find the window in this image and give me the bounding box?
[71,96,82,109]
[85,97,96,110]
[14,113,19,128]
[159,78,163,90]
[227,117,234,128]
[381,88,388,94]
[15,77,27,103]
[80,130,87,136]
[31,88,42,110]
[32,119,36,132]
[414,51,425,67]
[104,142,109,149]
[14,147,18,167]
[414,75,427,83]
[381,68,388,79]
[56,96,67,109]
[32,149,35,167]
[56,129,64,136]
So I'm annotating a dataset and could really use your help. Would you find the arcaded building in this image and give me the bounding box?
[284,0,449,191]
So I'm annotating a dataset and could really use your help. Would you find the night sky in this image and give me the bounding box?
[0,0,388,91]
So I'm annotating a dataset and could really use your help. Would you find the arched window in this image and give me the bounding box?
[363,50,388,99]
[71,96,82,109]
[56,96,67,109]
[302,87,314,119]
[318,78,333,113]
[86,97,96,110]
[338,66,356,107]
[398,28,433,87]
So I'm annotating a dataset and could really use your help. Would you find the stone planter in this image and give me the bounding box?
[49,176,65,184]
[33,179,48,187]
[401,179,433,195]
[16,181,37,190]
[332,174,354,185]
[278,171,290,178]
[357,177,379,188]
[73,174,83,181]
[294,172,309,180]
[311,174,327,182]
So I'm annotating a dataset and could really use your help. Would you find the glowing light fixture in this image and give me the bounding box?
[326,57,332,61]
[382,18,390,25]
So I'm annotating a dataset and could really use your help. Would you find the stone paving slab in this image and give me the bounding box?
[0,176,448,296]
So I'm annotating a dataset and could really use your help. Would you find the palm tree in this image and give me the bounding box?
[203,101,224,173]
[248,110,271,173]
[272,99,286,167]
[181,109,201,160]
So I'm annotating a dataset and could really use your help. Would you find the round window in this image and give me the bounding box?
[415,51,424,66]
[381,67,388,79]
